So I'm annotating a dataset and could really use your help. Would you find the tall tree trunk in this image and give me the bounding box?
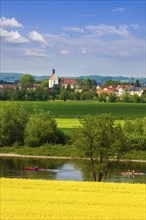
[98,170,103,182]
[90,157,97,181]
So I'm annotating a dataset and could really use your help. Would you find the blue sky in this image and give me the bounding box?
[1,0,145,77]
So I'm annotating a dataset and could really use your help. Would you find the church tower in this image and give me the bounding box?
[48,69,59,88]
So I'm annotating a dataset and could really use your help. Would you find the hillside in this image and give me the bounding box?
[0,73,48,82]
[1,72,146,84]
[79,75,146,85]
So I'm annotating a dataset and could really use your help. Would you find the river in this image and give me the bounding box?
[0,157,146,183]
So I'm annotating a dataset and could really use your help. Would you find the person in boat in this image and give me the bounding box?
[34,166,38,171]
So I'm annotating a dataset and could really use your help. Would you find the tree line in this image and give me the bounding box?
[0,74,146,102]
[0,105,145,150]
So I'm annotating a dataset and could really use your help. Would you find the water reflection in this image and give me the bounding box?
[0,157,146,183]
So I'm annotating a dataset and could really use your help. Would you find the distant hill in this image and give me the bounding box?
[1,72,146,84]
[79,75,146,85]
[0,73,23,82]
[0,72,48,82]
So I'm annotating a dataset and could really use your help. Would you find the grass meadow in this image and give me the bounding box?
[1,178,145,220]
[1,101,146,119]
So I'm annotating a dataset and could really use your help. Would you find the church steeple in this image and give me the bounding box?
[52,68,55,74]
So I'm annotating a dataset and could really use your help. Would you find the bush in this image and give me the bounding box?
[25,111,66,147]
[0,104,28,146]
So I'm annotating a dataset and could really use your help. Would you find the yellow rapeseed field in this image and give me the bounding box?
[1,178,145,220]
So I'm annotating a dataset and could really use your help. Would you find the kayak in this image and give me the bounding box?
[24,167,43,171]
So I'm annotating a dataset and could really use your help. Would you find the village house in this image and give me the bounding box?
[0,84,18,90]
[127,85,146,97]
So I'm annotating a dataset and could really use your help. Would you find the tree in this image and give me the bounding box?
[79,78,97,91]
[98,93,108,102]
[19,74,35,88]
[132,94,141,103]
[134,79,141,87]
[34,87,49,101]
[41,79,48,88]
[108,93,117,102]
[0,104,29,146]
[59,88,69,101]
[72,114,126,181]
[25,111,66,147]
[123,118,146,151]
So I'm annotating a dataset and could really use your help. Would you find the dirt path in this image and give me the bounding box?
[0,153,72,160]
[0,153,146,163]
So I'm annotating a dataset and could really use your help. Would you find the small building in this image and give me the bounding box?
[60,78,78,89]
[127,85,146,97]
[0,84,18,90]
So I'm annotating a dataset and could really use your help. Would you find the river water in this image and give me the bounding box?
[0,157,146,183]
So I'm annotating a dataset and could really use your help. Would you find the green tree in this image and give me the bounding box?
[72,114,126,181]
[108,93,117,102]
[123,118,146,150]
[25,111,66,147]
[141,93,146,103]
[0,105,29,146]
[121,94,132,102]
[98,93,108,102]
[19,74,35,88]
[134,79,141,87]
[41,79,48,88]
[34,87,49,101]
[132,94,141,103]
[59,89,69,101]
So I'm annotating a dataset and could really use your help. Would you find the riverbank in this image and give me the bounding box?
[0,153,146,163]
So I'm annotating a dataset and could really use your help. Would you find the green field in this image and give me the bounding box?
[1,101,146,119]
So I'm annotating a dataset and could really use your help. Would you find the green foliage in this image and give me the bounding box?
[41,79,48,88]
[123,118,146,150]
[134,79,141,87]
[25,111,66,147]
[108,93,117,102]
[72,114,126,162]
[98,93,108,102]
[72,114,127,181]
[59,88,69,101]
[19,74,35,88]
[77,78,97,91]
[0,104,29,146]
[80,91,93,100]
[132,94,141,103]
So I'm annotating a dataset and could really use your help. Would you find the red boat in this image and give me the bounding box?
[24,167,43,171]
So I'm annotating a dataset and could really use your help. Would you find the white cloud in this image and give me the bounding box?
[81,49,87,54]
[131,24,141,30]
[112,8,127,13]
[25,48,48,57]
[0,28,29,43]
[64,26,84,33]
[85,24,129,37]
[0,17,23,28]
[44,29,144,59]
[28,31,45,43]
[60,50,71,56]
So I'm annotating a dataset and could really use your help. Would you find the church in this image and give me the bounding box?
[48,69,78,89]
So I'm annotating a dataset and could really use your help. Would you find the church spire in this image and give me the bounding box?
[52,68,55,74]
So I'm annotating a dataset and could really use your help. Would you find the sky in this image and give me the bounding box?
[0,0,145,77]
